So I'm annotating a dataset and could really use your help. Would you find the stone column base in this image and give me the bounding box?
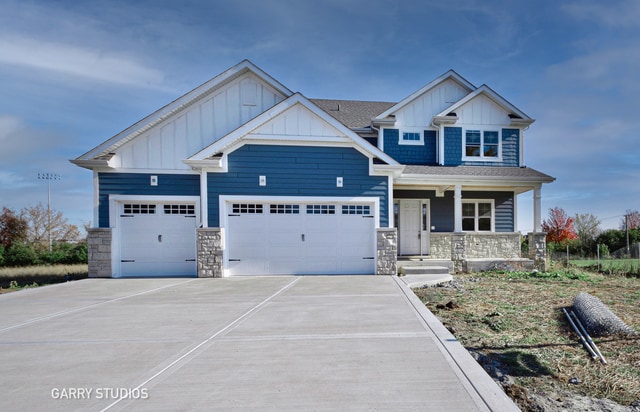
[197,228,223,278]
[87,228,112,278]
[528,232,547,271]
[376,228,397,275]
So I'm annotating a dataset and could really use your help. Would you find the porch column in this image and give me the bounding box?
[533,185,542,232]
[454,184,462,232]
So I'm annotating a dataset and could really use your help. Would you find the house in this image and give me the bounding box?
[71,60,554,278]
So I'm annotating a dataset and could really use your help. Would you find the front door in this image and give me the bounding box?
[398,199,430,255]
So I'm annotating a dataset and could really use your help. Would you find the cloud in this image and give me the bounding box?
[0,35,166,89]
[563,0,640,29]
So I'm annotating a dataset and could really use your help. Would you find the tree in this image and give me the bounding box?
[20,203,81,251]
[542,207,578,243]
[0,207,28,248]
[574,213,601,250]
[620,209,640,230]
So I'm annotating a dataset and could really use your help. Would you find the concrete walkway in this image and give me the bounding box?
[0,276,518,411]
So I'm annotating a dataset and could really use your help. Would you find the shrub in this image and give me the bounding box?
[0,245,4,266]
[5,242,39,267]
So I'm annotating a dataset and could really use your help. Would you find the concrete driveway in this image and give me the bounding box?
[0,276,518,411]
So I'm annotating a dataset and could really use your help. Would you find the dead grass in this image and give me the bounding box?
[0,264,88,292]
[413,269,640,409]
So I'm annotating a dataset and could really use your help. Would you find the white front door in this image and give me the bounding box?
[398,199,430,255]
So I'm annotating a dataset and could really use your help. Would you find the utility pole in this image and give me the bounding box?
[37,173,61,252]
[625,214,630,258]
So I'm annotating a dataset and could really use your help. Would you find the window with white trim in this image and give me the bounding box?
[232,204,263,214]
[400,131,424,145]
[462,200,494,231]
[123,204,156,214]
[306,204,335,215]
[341,205,371,215]
[464,129,500,159]
[270,204,300,214]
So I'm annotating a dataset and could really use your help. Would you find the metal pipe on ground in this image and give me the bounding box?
[562,307,597,360]
[571,310,607,364]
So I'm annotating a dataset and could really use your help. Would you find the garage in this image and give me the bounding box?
[118,202,198,277]
[226,201,376,276]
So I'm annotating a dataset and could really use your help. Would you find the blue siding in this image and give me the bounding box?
[383,129,437,165]
[208,145,389,227]
[98,173,200,227]
[394,190,514,232]
[443,127,462,166]
[462,128,520,167]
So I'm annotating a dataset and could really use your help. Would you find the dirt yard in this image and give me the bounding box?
[413,270,640,412]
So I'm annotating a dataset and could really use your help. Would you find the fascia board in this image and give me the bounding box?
[75,60,293,162]
[373,70,476,121]
[396,173,554,185]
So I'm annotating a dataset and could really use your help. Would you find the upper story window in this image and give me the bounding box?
[400,131,424,146]
[464,129,500,160]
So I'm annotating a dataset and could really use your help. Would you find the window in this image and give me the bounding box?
[341,205,371,215]
[306,204,335,215]
[164,204,195,215]
[465,130,500,159]
[270,204,300,214]
[123,204,156,214]
[232,204,263,214]
[400,131,424,145]
[462,201,493,231]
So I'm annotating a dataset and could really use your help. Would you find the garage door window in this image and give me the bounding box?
[341,205,371,215]
[164,204,195,215]
[270,204,300,214]
[306,204,335,215]
[123,204,156,214]
[232,204,263,214]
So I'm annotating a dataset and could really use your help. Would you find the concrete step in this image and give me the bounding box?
[399,266,450,276]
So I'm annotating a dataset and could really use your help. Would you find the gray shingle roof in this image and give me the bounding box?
[310,99,396,129]
[403,165,555,181]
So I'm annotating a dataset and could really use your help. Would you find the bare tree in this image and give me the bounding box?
[620,209,640,230]
[574,213,601,246]
[20,203,81,251]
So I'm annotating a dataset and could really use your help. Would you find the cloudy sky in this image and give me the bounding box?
[1,0,638,233]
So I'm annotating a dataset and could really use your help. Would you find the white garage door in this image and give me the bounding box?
[119,203,198,277]
[226,202,375,276]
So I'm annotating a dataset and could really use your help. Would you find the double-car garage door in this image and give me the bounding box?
[226,201,376,276]
[117,200,376,277]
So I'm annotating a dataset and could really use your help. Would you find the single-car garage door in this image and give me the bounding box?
[118,202,198,277]
[226,201,375,276]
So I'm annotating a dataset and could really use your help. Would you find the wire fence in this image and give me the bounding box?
[550,243,640,275]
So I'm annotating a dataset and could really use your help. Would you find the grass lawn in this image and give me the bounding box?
[0,264,88,292]
[414,269,640,410]
[570,258,639,274]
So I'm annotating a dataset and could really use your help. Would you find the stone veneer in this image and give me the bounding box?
[376,228,397,275]
[197,228,223,278]
[528,232,548,271]
[87,228,112,278]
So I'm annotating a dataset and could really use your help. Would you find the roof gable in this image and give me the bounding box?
[435,85,534,126]
[186,93,399,167]
[373,70,476,125]
[72,60,293,168]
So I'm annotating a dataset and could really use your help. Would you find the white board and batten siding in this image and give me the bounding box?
[394,79,469,127]
[455,94,512,126]
[114,74,287,170]
[251,103,348,140]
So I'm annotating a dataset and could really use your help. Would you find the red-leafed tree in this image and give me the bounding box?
[542,207,578,243]
[0,207,28,248]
